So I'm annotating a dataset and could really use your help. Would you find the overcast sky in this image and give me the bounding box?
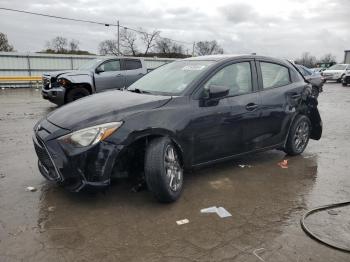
[0,0,349,61]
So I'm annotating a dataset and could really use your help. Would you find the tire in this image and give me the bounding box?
[66,87,90,103]
[284,115,311,156]
[337,75,344,83]
[342,82,347,87]
[144,137,184,203]
[311,86,319,98]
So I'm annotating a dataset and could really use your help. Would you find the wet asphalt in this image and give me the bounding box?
[0,83,349,262]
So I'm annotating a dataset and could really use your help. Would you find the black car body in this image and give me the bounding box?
[33,55,322,202]
[296,64,324,97]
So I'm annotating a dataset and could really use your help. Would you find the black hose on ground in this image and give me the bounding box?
[300,201,350,253]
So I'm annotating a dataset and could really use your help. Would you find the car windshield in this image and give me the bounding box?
[79,59,103,70]
[328,64,347,70]
[128,60,214,95]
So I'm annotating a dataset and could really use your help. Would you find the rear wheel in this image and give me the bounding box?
[311,86,319,98]
[66,87,90,103]
[145,137,183,203]
[342,81,347,86]
[284,115,311,156]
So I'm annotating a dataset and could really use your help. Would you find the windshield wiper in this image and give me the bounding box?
[128,88,151,94]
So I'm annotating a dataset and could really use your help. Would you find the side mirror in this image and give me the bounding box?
[95,67,104,74]
[207,84,229,99]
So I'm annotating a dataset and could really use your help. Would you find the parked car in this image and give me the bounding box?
[41,57,147,105]
[33,55,322,202]
[296,64,324,97]
[342,72,350,86]
[311,67,326,73]
[322,64,350,83]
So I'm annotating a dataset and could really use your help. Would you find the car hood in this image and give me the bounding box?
[46,90,172,130]
[43,70,92,79]
[323,70,344,74]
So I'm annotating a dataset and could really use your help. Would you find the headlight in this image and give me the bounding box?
[58,78,70,87]
[59,122,123,147]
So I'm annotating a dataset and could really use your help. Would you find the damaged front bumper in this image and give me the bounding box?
[33,119,121,191]
[42,86,65,106]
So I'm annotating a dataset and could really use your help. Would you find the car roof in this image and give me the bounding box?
[183,54,290,65]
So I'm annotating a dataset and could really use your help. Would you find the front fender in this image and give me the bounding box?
[127,128,185,155]
[109,127,190,167]
[59,74,95,91]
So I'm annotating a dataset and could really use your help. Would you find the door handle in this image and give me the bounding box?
[116,74,122,77]
[245,103,258,111]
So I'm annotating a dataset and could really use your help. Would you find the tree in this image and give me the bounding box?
[46,36,68,53]
[295,52,317,68]
[0,32,14,52]
[318,53,336,64]
[69,39,79,52]
[171,43,184,54]
[156,39,172,54]
[195,40,224,56]
[120,28,138,56]
[140,28,160,55]
[98,40,119,56]
[43,36,91,54]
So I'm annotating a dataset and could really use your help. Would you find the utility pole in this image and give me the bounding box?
[192,42,195,57]
[117,20,120,56]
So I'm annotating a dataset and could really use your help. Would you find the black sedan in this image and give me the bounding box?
[33,55,322,202]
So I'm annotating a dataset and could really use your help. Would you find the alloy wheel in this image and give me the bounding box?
[294,120,310,152]
[164,145,183,192]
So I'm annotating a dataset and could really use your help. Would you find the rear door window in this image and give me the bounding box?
[124,59,142,70]
[260,62,291,89]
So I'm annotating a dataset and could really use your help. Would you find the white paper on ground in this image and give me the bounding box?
[216,207,232,218]
[200,206,232,218]
[176,219,189,225]
[200,206,218,213]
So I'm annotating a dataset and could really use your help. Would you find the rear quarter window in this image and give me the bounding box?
[260,62,291,89]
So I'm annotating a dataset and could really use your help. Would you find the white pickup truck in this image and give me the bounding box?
[42,57,148,105]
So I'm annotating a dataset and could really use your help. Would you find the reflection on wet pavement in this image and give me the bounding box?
[0,84,350,261]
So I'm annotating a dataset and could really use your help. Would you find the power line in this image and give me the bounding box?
[0,7,193,45]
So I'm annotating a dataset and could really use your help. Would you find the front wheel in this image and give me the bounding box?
[66,87,90,103]
[145,137,184,203]
[284,115,311,156]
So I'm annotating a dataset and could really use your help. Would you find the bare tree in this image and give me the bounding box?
[45,36,68,53]
[171,42,184,54]
[195,40,224,56]
[295,52,317,68]
[155,39,172,54]
[0,32,14,52]
[120,28,138,56]
[69,39,80,52]
[98,40,119,56]
[318,53,336,64]
[140,28,160,55]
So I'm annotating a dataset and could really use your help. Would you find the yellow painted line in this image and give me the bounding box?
[0,76,42,81]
